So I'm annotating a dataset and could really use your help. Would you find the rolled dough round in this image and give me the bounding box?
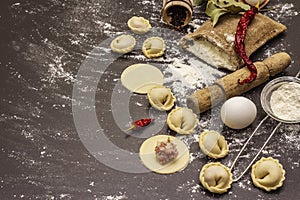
[139,135,190,174]
[121,63,164,94]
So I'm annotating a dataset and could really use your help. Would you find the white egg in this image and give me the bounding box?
[221,96,257,129]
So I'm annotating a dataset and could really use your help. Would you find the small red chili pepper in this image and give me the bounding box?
[235,4,260,84]
[126,118,152,131]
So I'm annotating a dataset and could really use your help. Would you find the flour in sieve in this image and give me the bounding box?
[270,82,300,121]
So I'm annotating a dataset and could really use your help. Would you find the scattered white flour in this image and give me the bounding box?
[164,57,225,105]
[270,82,300,121]
[100,194,127,200]
[165,58,205,88]
[267,3,299,22]
[224,33,235,44]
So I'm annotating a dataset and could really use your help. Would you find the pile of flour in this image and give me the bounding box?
[270,82,300,121]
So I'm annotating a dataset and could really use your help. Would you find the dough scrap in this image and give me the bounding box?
[167,107,198,134]
[251,157,285,191]
[128,16,152,34]
[121,63,164,94]
[147,86,176,111]
[110,34,136,54]
[199,162,233,194]
[199,130,229,159]
[142,37,166,58]
[139,135,190,174]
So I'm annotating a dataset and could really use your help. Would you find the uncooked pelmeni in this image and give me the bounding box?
[121,63,164,94]
[110,34,136,54]
[199,130,229,159]
[147,86,176,111]
[199,162,233,194]
[128,16,152,34]
[251,157,285,192]
[139,135,190,174]
[142,37,166,58]
[167,107,198,134]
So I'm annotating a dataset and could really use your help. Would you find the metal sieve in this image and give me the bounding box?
[230,73,300,182]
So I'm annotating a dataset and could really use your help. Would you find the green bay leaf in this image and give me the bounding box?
[205,0,250,27]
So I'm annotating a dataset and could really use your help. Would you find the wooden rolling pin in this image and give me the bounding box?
[186,52,292,114]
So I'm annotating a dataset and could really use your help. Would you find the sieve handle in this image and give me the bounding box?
[230,116,282,182]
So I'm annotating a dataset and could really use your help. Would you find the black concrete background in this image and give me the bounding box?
[0,0,299,199]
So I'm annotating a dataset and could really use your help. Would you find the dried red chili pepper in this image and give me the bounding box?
[126,118,152,131]
[235,5,260,84]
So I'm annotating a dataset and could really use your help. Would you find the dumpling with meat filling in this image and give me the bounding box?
[199,130,229,159]
[139,135,190,174]
[142,37,166,58]
[251,157,285,191]
[128,16,152,34]
[200,162,233,194]
[147,86,176,111]
[167,107,198,134]
[110,34,136,54]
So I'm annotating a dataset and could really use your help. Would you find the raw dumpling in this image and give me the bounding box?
[147,86,176,111]
[142,37,166,58]
[167,107,198,134]
[199,162,233,194]
[251,157,285,191]
[139,135,190,174]
[110,34,136,54]
[128,16,152,34]
[199,130,228,159]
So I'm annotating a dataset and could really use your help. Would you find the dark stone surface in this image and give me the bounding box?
[0,0,299,199]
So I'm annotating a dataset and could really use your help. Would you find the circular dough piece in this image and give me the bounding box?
[200,162,233,194]
[110,34,136,54]
[121,63,164,94]
[142,37,166,58]
[147,86,176,111]
[128,16,152,34]
[251,157,285,192]
[167,107,198,134]
[139,135,190,174]
[199,130,229,159]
